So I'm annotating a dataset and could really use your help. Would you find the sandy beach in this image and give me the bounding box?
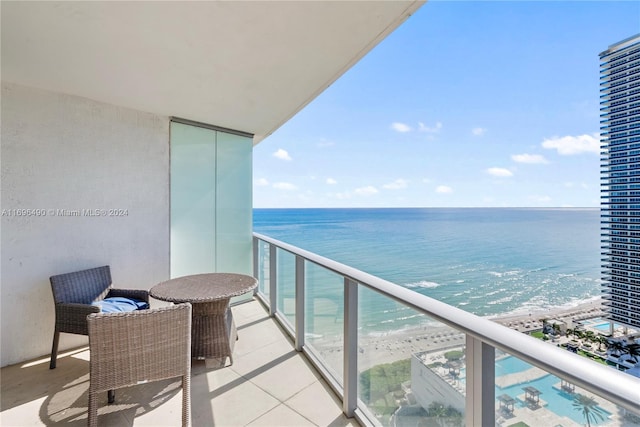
[312,299,607,371]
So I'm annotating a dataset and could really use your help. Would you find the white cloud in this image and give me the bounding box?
[383,179,409,190]
[471,127,487,136]
[418,121,443,133]
[565,181,589,189]
[487,167,513,177]
[273,148,292,161]
[436,185,453,194]
[354,186,379,196]
[391,122,412,133]
[254,178,269,186]
[530,195,552,203]
[326,178,337,185]
[541,133,600,155]
[511,153,549,164]
[273,182,297,191]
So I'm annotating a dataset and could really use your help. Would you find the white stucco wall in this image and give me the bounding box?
[411,353,465,414]
[1,83,170,367]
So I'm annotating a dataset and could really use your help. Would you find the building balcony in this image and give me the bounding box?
[0,298,356,427]
[2,233,640,426]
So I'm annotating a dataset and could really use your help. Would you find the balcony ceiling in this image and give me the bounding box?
[1,1,423,143]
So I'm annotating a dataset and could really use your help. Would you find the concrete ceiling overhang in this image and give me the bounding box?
[1,1,424,144]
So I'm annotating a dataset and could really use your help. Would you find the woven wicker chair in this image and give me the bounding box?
[49,265,149,369]
[87,303,192,427]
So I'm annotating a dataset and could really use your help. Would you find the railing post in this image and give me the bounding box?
[465,335,495,427]
[343,278,358,417]
[295,255,305,351]
[252,236,259,288]
[269,244,277,317]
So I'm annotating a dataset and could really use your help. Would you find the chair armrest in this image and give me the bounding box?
[55,303,100,335]
[56,302,101,316]
[107,288,150,303]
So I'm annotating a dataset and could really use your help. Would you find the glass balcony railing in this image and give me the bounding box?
[253,233,640,427]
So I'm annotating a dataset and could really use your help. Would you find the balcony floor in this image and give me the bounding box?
[1,299,358,426]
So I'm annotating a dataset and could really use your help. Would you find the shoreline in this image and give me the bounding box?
[315,298,608,371]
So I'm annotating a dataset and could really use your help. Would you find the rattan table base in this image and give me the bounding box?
[191,299,237,362]
[149,273,258,366]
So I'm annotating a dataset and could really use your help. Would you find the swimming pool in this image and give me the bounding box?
[495,355,532,376]
[580,317,620,333]
[495,357,612,425]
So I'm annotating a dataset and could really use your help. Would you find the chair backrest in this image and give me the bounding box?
[87,303,192,394]
[50,266,112,304]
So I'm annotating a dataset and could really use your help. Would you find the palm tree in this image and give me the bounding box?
[626,343,640,365]
[606,338,627,357]
[584,330,596,344]
[572,393,606,427]
[606,338,627,370]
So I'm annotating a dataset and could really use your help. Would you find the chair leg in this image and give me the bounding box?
[88,391,98,427]
[50,330,60,369]
[107,390,115,404]
[182,375,191,427]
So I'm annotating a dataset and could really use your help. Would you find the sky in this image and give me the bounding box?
[253,1,640,209]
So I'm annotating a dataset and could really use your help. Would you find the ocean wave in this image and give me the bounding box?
[488,270,521,277]
[405,280,441,289]
[487,296,514,305]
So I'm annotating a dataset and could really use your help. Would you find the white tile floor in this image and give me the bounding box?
[0,299,360,427]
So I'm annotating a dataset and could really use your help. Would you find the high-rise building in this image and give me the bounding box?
[600,34,640,330]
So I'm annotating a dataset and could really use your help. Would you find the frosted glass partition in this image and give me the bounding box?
[215,131,253,275]
[170,122,216,277]
[170,121,253,295]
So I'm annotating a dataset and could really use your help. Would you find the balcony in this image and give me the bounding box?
[0,299,356,427]
[2,234,640,426]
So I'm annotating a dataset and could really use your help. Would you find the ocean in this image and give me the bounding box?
[253,208,602,328]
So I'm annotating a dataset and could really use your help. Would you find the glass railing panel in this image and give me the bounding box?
[494,350,640,427]
[303,262,345,380]
[357,286,466,427]
[256,240,270,297]
[276,248,296,326]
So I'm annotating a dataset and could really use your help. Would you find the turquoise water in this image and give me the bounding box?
[460,355,611,425]
[497,367,611,425]
[495,356,532,376]
[579,318,621,332]
[254,208,602,325]
[594,322,612,332]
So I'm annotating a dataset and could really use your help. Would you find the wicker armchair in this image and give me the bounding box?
[49,265,149,369]
[87,304,192,427]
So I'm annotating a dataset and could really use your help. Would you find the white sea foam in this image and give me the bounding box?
[405,280,440,289]
[488,270,521,278]
[487,296,514,305]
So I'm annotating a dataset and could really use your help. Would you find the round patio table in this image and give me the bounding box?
[150,273,257,364]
